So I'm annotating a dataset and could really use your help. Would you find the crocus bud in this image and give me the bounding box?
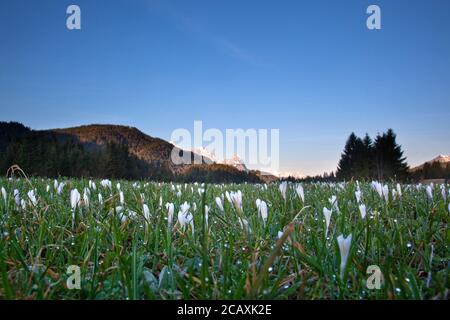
[337,234,352,280]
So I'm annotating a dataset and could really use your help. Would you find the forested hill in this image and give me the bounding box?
[0,121,262,183]
[52,124,209,174]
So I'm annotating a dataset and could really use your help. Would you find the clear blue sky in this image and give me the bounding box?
[1,0,450,176]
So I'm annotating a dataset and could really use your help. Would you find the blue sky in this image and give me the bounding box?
[1,0,450,176]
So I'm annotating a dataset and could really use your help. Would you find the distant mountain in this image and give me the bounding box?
[52,124,206,175]
[410,154,450,181]
[0,121,263,183]
[411,155,450,172]
[278,171,304,180]
[170,143,278,183]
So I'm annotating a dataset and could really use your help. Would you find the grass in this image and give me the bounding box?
[0,177,448,299]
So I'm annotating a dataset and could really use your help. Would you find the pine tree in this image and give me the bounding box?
[336,133,362,180]
[373,129,408,180]
[361,133,374,179]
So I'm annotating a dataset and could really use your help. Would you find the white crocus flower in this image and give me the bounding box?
[426,185,433,201]
[46,185,50,193]
[70,189,81,228]
[230,191,243,212]
[396,183,402,198]
[215,197,224,213]
[180,201,190,215]
[323,208,332,237]
[382,185,389,202]
[277,231,284,239]
[70,189,81,210]
[83,188,90,208]
[256,200,268,226]
[54,179,59,190]
[372,181,383,198]
[296,184,304,203]
[120,212,129,224]
[101,179,111,189]
[165,203,174,227]
[225,191,233,205]
[98,193,103,205]
[279,182,287,200]
[57,183,65,195]
[337,234,352,280]
[355,190,362,203]
[359,204,367,219]
[440,186,446,202]
[21,199,26,210]
[13,189,20,207]
[178,208,194,236]
[27,190,37,206]
[1,187,7,203]
[119,191,124,205]
[143,204,150,221]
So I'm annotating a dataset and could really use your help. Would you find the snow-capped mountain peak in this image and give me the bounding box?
[431,154,450,163]
[221,154,248,172]
[191,146,217,163]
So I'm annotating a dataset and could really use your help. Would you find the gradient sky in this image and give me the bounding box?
[1,0,450,176]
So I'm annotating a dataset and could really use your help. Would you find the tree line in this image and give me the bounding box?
[336,129,409,181]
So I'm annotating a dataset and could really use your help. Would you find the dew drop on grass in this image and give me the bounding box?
[406,243,412,249]
[395,288,401,294]
[268,267,273,272]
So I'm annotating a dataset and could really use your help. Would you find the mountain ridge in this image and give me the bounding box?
[0,121,270,183]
